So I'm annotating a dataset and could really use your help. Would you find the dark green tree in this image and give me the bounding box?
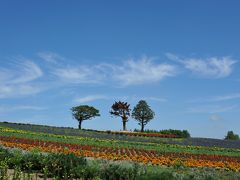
[71,105,100,130]
[225,131,239,140]
[132,100,155,132]
[110,101,131,131]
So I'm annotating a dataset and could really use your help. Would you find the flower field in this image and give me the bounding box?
[0,124,240,179]
[1,122,240,148]
[1,135,240,172]
[0,123,240,179]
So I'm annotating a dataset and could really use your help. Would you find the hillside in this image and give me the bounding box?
[0,121,239,149]
[0,121,240,179]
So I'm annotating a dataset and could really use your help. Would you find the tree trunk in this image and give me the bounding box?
[123,121,126,131]
[122,116,127,131]
[78,120,82,130]
[141,121,144,132]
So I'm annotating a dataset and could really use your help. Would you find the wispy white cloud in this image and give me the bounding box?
[189,93,240,103]
[187,104,237,113]
[210,93,240,101]
[183,57,236,78]
[53,66,105,84]
[74,95,108,104]
[0,60,44,98]
[209,114,223,121]
[0,105,45,113]
[113,57,177,86]
[0,60,43,85]
[147,97,167,102]
[109,95,167,104]
[127,95,167,103]
[0,85,43,98]
[38,52,64,63]
[165,53,182,62]
[53,56,177,86]
[73,94,167,105]
[166,53,237,78]
[0,55,176,99]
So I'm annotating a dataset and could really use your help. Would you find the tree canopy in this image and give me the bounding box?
[225,131,239,140]
[132,100,155,132]
[110,101,131,131]
[71,105,100,129]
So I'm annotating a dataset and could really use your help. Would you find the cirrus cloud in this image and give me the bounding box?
[186,104,237,114]
[74,95,108,104]
[0,60,44,99]
[113,57,177,86]
[53,56,177,86]
[166,53,237,78]
[209,114,223,121]
[38,52,64,63]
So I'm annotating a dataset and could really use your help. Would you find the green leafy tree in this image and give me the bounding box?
[132,100,155,132]
[225,131,239,140]
[71,105,100,130]
[110,101,131,131]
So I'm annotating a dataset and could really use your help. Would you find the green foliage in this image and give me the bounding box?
[71,105,100,129]
[0,149,9,180]
[8,149,23,169]
[1,147,240,179]
[80,161,102,179]
[43,153,87,179]
[20,152,44,172]
[110,101,131,131]
[0,148,12,162]
[158,129,190,138]
[134,129,191,138]
[138,171,175,180]
[101,162,141,180]
[225,131,239,140]
[0,148,87,179]
[132,100,155,132]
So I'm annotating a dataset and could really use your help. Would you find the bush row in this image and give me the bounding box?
[134,129,191,138]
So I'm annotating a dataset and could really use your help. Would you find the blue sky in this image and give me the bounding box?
[0,1,240,139]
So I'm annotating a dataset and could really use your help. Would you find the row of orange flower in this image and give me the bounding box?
[0,136,239,172]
